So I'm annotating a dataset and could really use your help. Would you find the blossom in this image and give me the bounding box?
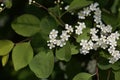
[89,2,99,11]
[65,24,73,33]
[49,29,58,39]
[64,5,69,10]
[75,22,86,35]
[78,11,86,19]
[60,31,70,41]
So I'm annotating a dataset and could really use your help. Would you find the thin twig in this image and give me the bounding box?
[107,69,111,80]
[96,67,99,80]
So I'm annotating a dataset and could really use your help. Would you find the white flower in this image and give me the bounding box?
[47,43,55,49]
[109,57,119,64]
[64,5,69,10]
[80,48,89,55]
[60,31,70,41]
[89,2,99,11]
[75,22,86,35]
[108,46,116,54]
[90,28,98,35]
[93,43,99,50]
[65,24,73,33]
[49,29,58,39]
[83,7,91,16]
[91,34,99,41]
[78,11,86,19]
[56,40,66,47]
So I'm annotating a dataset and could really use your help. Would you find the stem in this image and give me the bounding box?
[107,70,111,80]
[96,67,99,80]
[32,1,65,26]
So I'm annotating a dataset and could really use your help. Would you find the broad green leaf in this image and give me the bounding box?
[0,40,14,56]
[5,0,12,8]
[73,73,92,80]
[70,44,79,55]
[97,56,112,70]
[114,70,120,80]
[29,51,54,78]
[39,16,58,40]
[56,42,71,62]
[102,12,118,30]
[12,42,33,71]
[76,28,90,43]
[2,54,9,67]
[110,0,119,14]
[68,0,93,11]
[111,61,120,70]
[12,14,40,37]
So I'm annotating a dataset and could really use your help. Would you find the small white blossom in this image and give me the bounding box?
[60,31,70,41]
[65,24,73,33]
[49,29,58,39]
[64,5,69,10]
[47,43,55,49]
[78,11,86,19]
[83,7,91,16]
[89,2,99,11]
[75,22,86,35]
[90,28,98,35]
[109,57,119,64]
[91,34,99,41]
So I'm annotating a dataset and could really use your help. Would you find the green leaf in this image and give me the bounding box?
[68,0,93,11]
[29,51,54,78]
[70,44,79,55]
[56,42,71,62]
[2,54,9,67]
[102,12,118,29]
[97,57,112,70]
[111,61,120,70]
[39,16,58,40]
[11,14,40,37]
[76,28,90,43]
[12,42,33,71]
[0,40,14,56]
[114,70,120,80]
[73,73,92,80]
[5,0,12,8]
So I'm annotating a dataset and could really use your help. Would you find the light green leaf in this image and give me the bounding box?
[0,40,14,56]
[73,73,92,80]
[12,14,40,37]
[5,0,12,8]
[2,54,9,67]
[70,44,79,55]
[56,42,71,62]
[29,51,54,78]
[68,0,93,11]
[12,42,33,71]
[114,70,120,80]
[76,28,90,43]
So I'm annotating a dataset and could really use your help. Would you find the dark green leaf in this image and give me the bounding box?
[29,51,54,78]
[39,16,58,40]
[12,14,41,37]
[0,40,14,56]
[56,42,71,62]
[73,73,92,80]
[12,42,33,71]
[68,0,93,11]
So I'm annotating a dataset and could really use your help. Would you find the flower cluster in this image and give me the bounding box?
[47,24,73,49]
[48,3,120,64]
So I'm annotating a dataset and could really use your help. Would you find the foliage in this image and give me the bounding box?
[0,0,120,80]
